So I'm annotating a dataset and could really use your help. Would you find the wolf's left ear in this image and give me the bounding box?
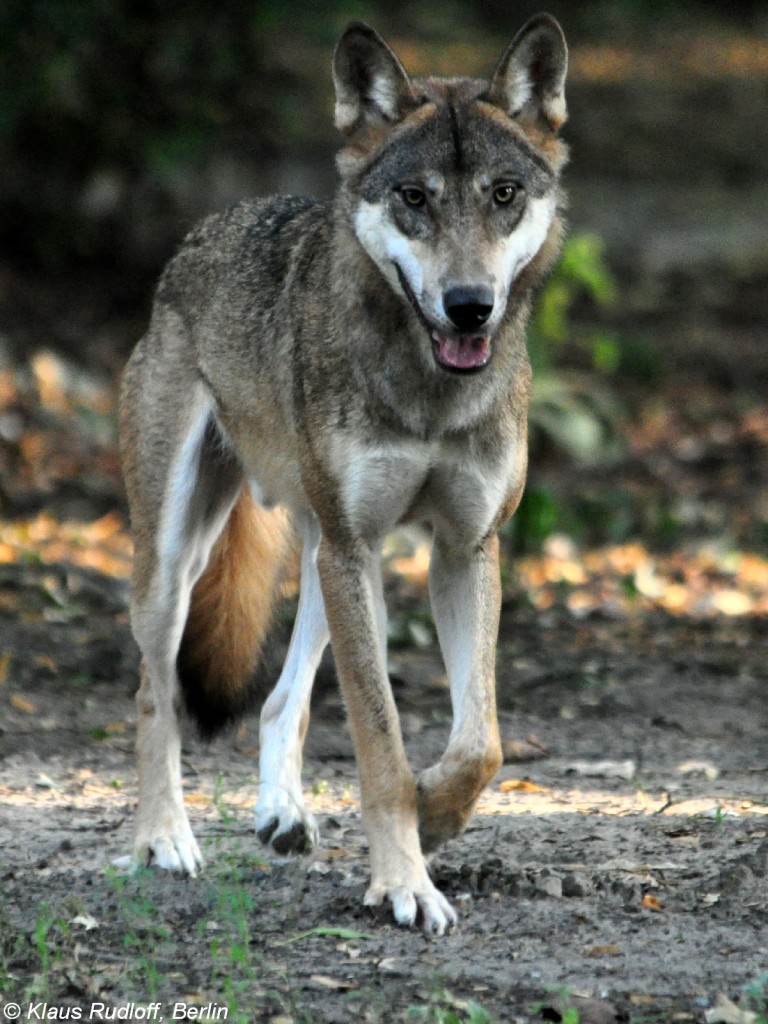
[333,22,417,135]
[488,14,568,132]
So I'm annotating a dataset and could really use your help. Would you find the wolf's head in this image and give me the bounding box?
[333,16,568,375]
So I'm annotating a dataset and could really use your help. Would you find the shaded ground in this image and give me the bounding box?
[1,583,768,1023]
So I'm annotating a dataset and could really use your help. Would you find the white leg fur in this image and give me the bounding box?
[255,515,329,854]
[134,660,202,875]
[131,400,240,875]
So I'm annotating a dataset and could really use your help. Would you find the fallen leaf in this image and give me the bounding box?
[33,653,58,672]
[104,721,128,736]
[309,975,357,991]
[275,926,376,946]
[0,652,11,684]
[705,993,757,1023]
[110,855,134,872]
[500,778,549,793]
[642,894,663,912]
[542,995,622,1024]
[72,914,99,931]
[377,957,405,974]
[570,996,623,1024]
[710,590,753,616]
[35,773,59,789]
[583,944,621,957]
[10,694,37,714]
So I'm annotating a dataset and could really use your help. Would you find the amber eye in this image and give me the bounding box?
[400,186,427,208]
[493,183,518,205]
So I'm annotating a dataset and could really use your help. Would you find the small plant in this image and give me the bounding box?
[526,232,625,468]
[198,771,287,1019]
[32,905,55,978]
[117,878,170,999]
[528,232,617,373]
[23,903,70,1000]
[106,864,178,1001]
[743,972,768,1022]
[530,989,582,1024]
[0,908,24,995]
[210,893,254,1012]
[407,988,493,1023]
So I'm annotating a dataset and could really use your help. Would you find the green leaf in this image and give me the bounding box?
[274,925,377,945]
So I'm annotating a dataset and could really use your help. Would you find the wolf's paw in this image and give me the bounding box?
[134,824,204,876]
[255,789,319,856]
[364,877,458,936]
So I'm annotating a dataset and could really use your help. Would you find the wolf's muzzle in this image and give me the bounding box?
[394,263,493,374]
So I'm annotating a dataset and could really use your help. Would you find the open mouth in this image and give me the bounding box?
[395,264,493,375]
[431,332,491,373]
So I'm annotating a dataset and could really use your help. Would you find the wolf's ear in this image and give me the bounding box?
[488,14,568,132]
[333,22,417,135]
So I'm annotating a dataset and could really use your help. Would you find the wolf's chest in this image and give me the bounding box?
[331,435,521,546]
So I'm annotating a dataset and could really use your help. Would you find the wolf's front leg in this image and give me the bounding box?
[417,534,503,854]
[317,535,457,935]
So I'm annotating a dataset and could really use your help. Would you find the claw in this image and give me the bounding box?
[364,880,457,935]
[272,821,315,855]
[256,816,279,846]
[391,888,418,927]
[255,807,319,856]
[135,830,204,878]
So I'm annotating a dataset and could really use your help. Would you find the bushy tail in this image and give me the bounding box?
[177,488,292,738]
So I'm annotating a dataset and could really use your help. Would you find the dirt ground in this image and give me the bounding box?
[1,544,768,1023]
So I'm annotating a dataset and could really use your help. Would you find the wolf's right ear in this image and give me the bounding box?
[488,13,568,132]
[333,22,417,135]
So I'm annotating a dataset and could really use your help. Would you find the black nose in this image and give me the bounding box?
[444,286,494,332]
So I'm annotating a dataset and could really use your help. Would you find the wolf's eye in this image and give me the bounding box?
[400,186,427,208]
[493,183,519,205]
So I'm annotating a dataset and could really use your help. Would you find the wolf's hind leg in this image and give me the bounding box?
[417,534,503,853]
[256,515,328,854]
[126,388,243,875]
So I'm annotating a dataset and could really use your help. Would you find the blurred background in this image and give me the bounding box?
[1,0,767,620]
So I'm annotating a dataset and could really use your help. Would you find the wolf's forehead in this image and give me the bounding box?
[358,99,554,198]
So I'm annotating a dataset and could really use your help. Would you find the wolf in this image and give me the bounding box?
[119,14,568,935]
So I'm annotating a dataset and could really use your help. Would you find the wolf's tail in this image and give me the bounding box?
[176,488,292,738]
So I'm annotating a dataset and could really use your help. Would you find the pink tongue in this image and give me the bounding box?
[434,334,491,370]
